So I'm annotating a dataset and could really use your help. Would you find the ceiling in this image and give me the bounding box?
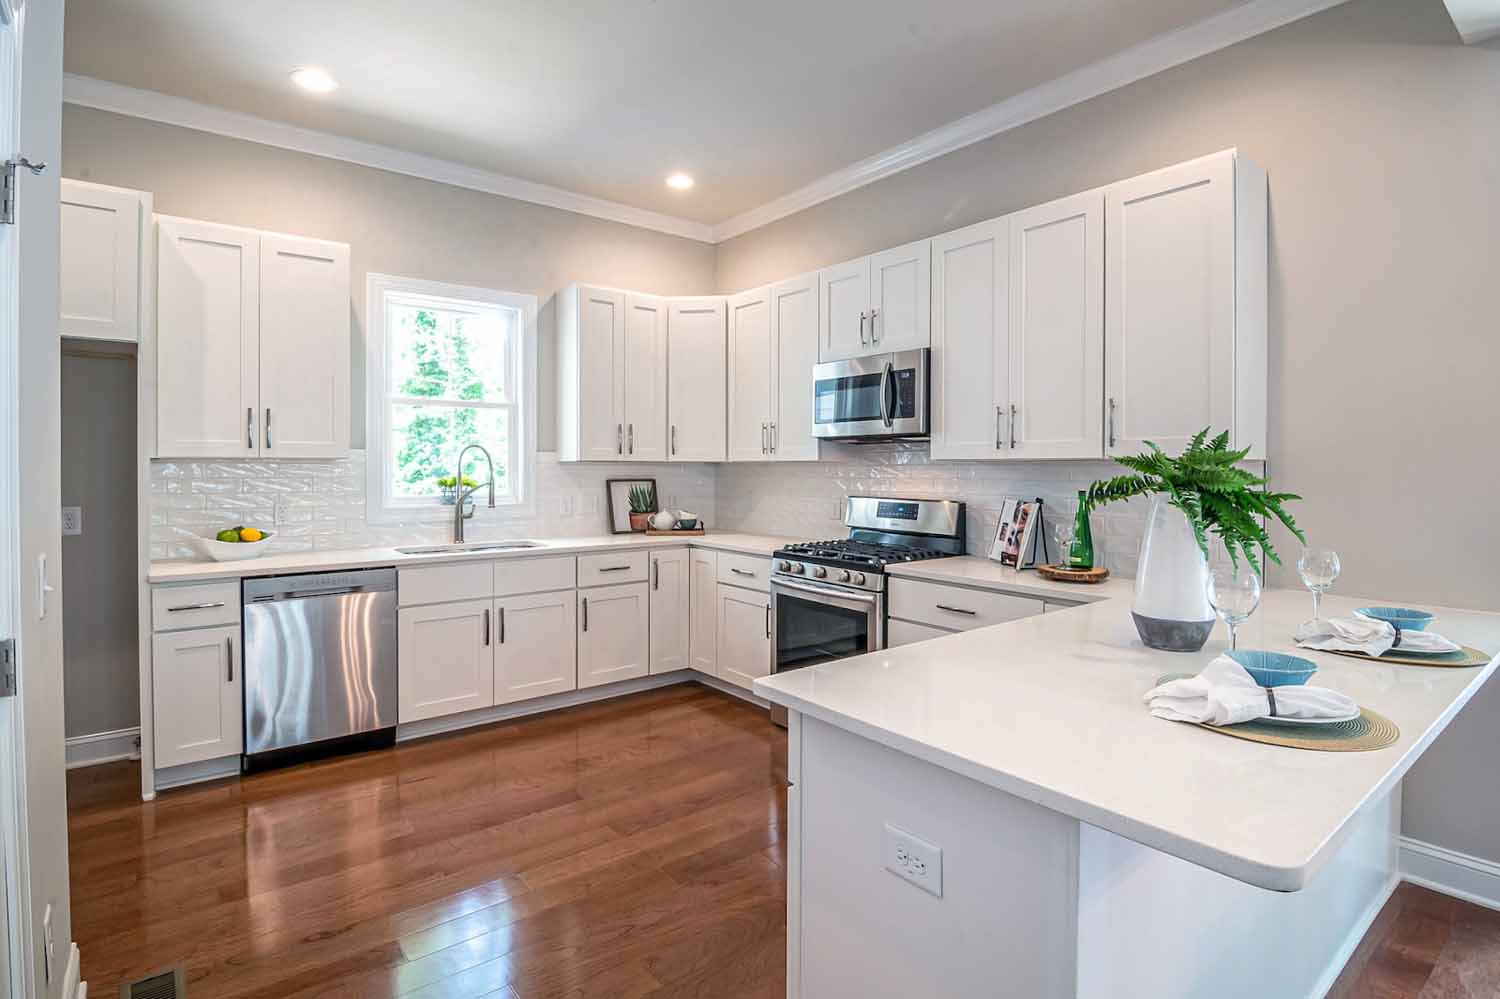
[64,0,1254,227]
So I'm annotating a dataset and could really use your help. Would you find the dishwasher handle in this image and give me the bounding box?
[243,567,397,603]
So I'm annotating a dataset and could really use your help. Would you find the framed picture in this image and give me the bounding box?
[606,478,658,534]
[990,498,1042,569]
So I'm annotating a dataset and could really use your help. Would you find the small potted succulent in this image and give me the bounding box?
[627,483,656,532]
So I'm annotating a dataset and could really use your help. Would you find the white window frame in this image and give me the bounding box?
[365,273,537,525]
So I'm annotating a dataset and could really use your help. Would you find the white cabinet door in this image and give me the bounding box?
[1106,152,1237,457]
[1008,192,1104,460]
[398,599,495,722]
[818,257,870,362]
[59,180,142,342]
[667,297,726,461]
[649,549,690,674]
[578,582,649,689]
[151,626,242,768]
[727,286,773,462]
[623,293,668,460]
[868,238,931,353]
[770,272,820,461]
[930,219,1009,459]
[575,285,626,460]
[258,233,350,458]
[156,217,260,457]
[689,549,718,675]
[716,583,771,692]
[494,591,577,705]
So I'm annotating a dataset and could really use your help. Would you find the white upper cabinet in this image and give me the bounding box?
[818,257,869,362]
[1007,191,1104,460]
[727,286,774,462]
[558,284,626,461]
[1105,150,1266,459]
[930,218,1009,460]
[769,272,821,461]
[156,216,261,458]
[623,293,668,460]
[667,297,727,461]
[258,234,350,458]
[868,239,931,354]
[59,180,146,343]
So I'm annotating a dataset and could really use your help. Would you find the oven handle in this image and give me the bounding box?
[772,576,880,608]
[879,361,895,428]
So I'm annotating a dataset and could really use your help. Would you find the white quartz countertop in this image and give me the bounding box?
[149,532,797,583]
[756,588,1500,891]
[886,555,1135,604]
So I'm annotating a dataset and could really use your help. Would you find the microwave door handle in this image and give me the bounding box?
[880,362,895,428]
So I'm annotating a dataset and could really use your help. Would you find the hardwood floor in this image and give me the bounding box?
[67,684,788,999]
[1330,883,1500,999]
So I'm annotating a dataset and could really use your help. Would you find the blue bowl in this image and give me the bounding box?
[1226,650,1317,688]
[1356,606,1434,631]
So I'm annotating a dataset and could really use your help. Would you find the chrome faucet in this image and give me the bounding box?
[452,444,496,544]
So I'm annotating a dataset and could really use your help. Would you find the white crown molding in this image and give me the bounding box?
[710,0,1351,242]
[62,74,718,244]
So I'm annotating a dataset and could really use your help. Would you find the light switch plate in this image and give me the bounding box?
[61,506,82,536]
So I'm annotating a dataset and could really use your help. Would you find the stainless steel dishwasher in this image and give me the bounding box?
[242,568,398,770]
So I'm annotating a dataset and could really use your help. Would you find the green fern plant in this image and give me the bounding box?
[1084,429,1304,573]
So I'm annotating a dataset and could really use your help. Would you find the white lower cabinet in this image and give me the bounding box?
[494,591,577,704]
[649,549,690,674]
[689,549,719,674]
[398,599,495,723]
[151,625,243,768]
[887,618,954,647]
[716,583,771,692]
[578,582,650,689]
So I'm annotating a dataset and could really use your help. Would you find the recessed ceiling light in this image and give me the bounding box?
[665,173,695,191]
[290,67,339,94]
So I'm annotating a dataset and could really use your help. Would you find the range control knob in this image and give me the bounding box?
[851,572,866,586]
[791,562,806,574]
[837,570,851,582]
[776,560,791,572]
[812,565,828,579]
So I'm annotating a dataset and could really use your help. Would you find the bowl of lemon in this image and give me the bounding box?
[194,526,276,562]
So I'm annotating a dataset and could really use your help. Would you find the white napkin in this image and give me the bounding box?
[1145,655,1358,726]
[1294,616,1460,658]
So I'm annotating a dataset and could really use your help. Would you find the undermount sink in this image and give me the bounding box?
[394,541,543,555]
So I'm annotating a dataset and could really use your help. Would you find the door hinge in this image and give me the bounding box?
[0,638,16,697]
[2,157,48,226]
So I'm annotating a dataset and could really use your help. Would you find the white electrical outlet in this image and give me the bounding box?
[61,506,82,536]
[884,824,942,897]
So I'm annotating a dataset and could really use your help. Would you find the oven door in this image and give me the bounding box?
[770,576,884,675]
[812,348,929,440]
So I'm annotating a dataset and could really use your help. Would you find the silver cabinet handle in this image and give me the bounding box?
[581,597,589,632]
[859,311,868,346]
[761,422,768,455]
[731,567,755,577]
[936,604,977,616]
[265,407,272,450]
[599,564,632,573]
[652,559,660,590]
[671,425,677,456]
[870,307,879,343]
[765,605,771,639]
[617,424,623,455]
[226,636,234,682]
[1108,397,1117,449]
[628,423,634,455]
[247,407,254,450]
[483,607,490,646]
[995,406,1004,450]
[1010,404,1018,450]
[167,601,225,612]
[769,422,777,454]
[498,606,506,645]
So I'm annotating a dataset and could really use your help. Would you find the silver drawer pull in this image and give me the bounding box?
[935,604,977,616]
[226,636,234,682]
[167,601,226,612]
[598,565,633,573]
[730,567,756,577]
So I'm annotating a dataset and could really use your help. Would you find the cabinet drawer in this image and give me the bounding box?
[716,552,770,591]
[151,581,240,631]
[494,556,576,596]
[888,578,1044,631]
[399,561,493,606]
[888,618,954,648]
[578,550,648,587]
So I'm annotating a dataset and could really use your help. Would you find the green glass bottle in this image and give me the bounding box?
[1067,491,1095,570]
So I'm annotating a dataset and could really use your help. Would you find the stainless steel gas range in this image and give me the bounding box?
[768,496,965,724]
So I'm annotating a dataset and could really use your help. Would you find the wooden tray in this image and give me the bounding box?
[1036,564,1110,584]
[645,528,705,537]
[1316,645,1492,668]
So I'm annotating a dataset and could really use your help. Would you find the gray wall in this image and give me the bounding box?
[61,105,720,451]
[61,348,140,738]
[716,0,1500,861]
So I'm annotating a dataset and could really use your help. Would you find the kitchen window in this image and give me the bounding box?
[366,274,537,523]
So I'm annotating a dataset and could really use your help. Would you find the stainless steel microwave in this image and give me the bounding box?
[811,348,930,442]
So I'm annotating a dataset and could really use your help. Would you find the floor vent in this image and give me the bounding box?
[121,968,186,999]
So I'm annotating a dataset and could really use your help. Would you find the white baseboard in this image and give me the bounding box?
[153,754,241,791]
[1400,836,1500,912]
[695,673,769,708]
[65,726,140,769]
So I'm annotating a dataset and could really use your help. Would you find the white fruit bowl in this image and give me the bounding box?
[192,530,276,562]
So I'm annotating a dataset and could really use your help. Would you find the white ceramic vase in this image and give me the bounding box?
[1132,495,1214,652]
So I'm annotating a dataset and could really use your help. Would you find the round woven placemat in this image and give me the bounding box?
[1316,645,1491,668]
[1200,709,1399,752]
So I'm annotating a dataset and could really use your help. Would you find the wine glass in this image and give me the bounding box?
[1296,548,1341,623]
[1051,520,1073,567]
[1206,565,1262,650]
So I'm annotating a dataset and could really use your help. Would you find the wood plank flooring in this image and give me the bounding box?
[1330,882,1500,998]
[67,684,788,999]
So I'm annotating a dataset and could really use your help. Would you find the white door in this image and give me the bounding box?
[930,219,1009,459]
[58,179,141,342]
[818,256,870,362]
[716,584,771,691]
[649,549,689,674]
[689,549,718,674]
[667,297,726,461]
[156,216,261,457]
[258,233,350,458]
[623,293,667,460]
[726,286,772,462]
[868,239,931,353]
[578,583,649,688]
[1106,152,1236,456]
[769,273,820,461]
[151,626,243,768]
[397,600,494,722]
[494,591,577,705]
[1008,192,1104,460]
[577,285,624,460]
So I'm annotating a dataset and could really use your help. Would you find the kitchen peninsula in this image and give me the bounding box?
[756,584,1500,999]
